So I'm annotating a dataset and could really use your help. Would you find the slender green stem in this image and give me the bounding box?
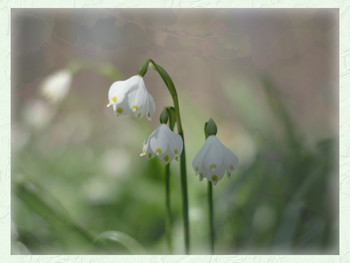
[144,59,190,254]
[66,59,122,81]
[205,122,215,254]
[165,163,173,253]
[179,131,189,254]
[208,181,214,254]
[163,106,176,253]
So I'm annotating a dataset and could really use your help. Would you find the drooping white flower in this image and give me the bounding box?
[140,124,183,164]
[192,135,238,185]
[107,75,156,121]
[40,69,73,103]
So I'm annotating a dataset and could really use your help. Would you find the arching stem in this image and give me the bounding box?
[139,59,190,254]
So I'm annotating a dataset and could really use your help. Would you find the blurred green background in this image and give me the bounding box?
[11,9,338,255]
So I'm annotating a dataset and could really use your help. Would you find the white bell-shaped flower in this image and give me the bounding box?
[40,69,72,103]
[192,135,238,185]
[107,75,156,121]
[140,124,183,164]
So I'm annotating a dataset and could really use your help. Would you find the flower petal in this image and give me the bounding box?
[208,165,225,185]
[128,78,147,111]
[149,125,170,155]
[223,146,239,175]
[157,147,175,164]
[108,79,132,103]
[164,130,183,158]
[146,94,156,120]
[202,136,225,171]
[192,143,208,176]
[115,97,132,116]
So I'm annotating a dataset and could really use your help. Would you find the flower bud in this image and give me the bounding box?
[137,59,150,77]
[205,118,217,137]
[160,108,169,124]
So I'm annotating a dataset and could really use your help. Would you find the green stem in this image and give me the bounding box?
[143,59,190,254]
[179,131,189,254]
[165,163,173,253]
[205,122,215,254]
[66,59,122,81]
[208,181,214,254]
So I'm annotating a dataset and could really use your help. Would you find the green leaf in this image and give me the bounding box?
[15,181,94,246]
[94,230,146,254]
[272,201,303,250]
[261,76,300,149]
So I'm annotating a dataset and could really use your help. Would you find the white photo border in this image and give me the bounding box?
[2,1,347,262]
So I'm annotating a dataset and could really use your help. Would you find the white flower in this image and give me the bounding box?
[192,135,238,185]
[40,69,72,103]
[107,75,156,121]
[140,124,183,164]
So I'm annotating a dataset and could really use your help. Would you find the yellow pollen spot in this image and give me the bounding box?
[210,164,216,169]
[230,165,234,170]
[199,173,204,180]
[148,112,151,118]
[195,166,198,171]
[148,153,152,159]
[117,108,123,114]
[132,105,138,111]
[211,175,218,182]
[174,149,178,155]
[141,148,146,154]
[164,155,169,162]
[137,113,141,119]
[112,96,117,103]
[156,148,162,155]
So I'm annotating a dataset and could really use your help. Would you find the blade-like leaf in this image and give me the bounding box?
[94,230,146,254]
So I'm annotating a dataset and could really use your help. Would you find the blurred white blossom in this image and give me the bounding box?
[107,75,155,120]
[41,69,72,103]
[12,123,30,152]
[22,100,55,130]
[103,149,131,177]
